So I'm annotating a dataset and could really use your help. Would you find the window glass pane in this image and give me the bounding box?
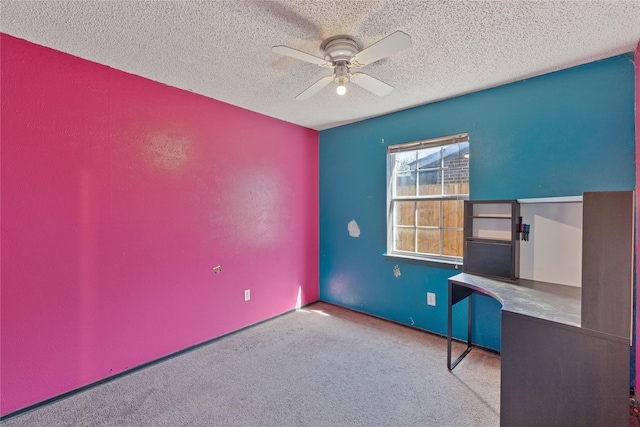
[394,227,415,252]
[418,170,440,196]
[417,229,440,255]
[442,229,463,257]
[417,147,441,170]
[443,142,469,168]
[394,202,415,226]
[443,168,469,195]
[442,200,464,228]
[417,200,440,227]
[395,171,416,196]
[394,151,416,171]
[443,141,469,196]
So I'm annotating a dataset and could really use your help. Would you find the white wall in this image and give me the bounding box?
[519,200,583,287]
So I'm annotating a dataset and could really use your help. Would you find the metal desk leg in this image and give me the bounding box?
[447,282,474,370]
[447,282,453,369]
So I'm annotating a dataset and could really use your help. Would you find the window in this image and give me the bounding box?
[387,133,469,263]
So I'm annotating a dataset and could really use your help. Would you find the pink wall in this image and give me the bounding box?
[0,34,319,416]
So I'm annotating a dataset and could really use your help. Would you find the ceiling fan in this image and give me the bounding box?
[272,31,412,100]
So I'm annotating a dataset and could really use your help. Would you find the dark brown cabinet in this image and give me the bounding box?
[581,191,634,339]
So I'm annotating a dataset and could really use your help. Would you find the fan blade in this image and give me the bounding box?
[351,31,411,67]
[351,73,393,96]
[272,46,332,67]
[296,75,334,100]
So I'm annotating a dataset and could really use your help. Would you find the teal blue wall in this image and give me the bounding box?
[319,54,635,351]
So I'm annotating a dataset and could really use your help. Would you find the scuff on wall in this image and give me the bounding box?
[144,129,191,170]
[347,219,360,238]
[393,265,401,278]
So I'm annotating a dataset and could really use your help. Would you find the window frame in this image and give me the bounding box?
[386,133,469,265]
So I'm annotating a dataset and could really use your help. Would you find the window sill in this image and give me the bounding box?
[383,253,463,270]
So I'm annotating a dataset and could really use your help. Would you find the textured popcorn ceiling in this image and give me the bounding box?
[1,1,639,130]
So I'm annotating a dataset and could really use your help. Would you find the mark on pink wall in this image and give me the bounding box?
[144,130,191,170]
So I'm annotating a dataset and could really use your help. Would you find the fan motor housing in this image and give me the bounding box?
[321,36,360,63]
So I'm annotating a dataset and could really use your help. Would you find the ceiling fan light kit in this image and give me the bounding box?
[272,31,411,100]
[336,78,347,96]
[334,62,349,96]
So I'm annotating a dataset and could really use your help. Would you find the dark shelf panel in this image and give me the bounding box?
[466,237,511,243]
[464,199,520,280]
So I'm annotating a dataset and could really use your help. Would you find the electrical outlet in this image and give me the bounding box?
[427,292,436,306]
[244,289,250,302]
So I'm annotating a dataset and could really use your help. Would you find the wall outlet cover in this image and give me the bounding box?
[427,292,436,306]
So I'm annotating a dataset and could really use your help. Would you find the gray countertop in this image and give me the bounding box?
[448,273,581,327]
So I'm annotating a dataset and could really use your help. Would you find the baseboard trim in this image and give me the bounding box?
[319,300,501,355]
[0,303,317,422]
